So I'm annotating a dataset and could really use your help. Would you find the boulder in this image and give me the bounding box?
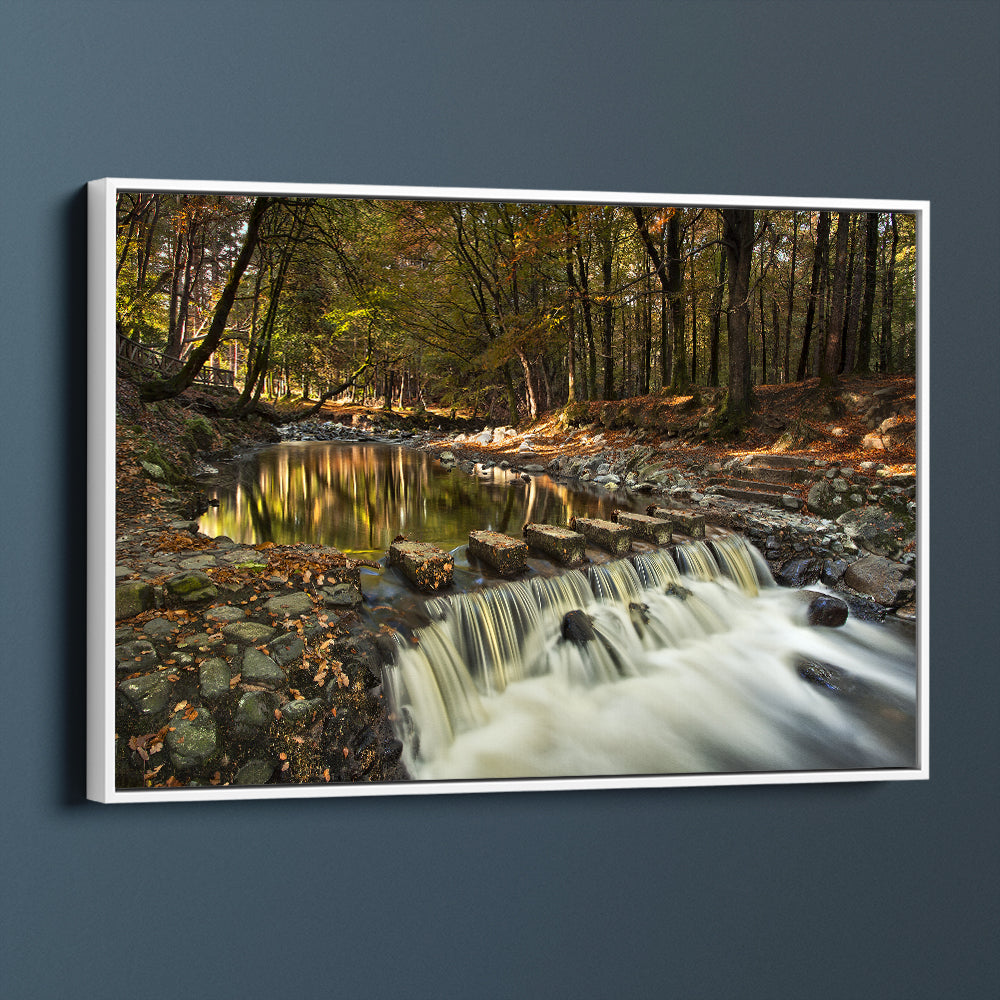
[843,554,915,607]
[836,505,914,558]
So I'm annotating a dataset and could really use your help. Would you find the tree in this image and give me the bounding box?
[721,208,755,424]
[139,196,274,402]
[820,211,850,383]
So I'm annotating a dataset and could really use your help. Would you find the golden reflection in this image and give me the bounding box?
[199,443,632,554]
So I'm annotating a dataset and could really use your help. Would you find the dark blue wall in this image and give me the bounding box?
[2,2,997,997]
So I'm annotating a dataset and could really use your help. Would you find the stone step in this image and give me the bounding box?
[745,454,821,470]
[616,511,672,544]
[468,530,528,577]
[711,485,803,511]
[707,476,789,495]
[523,523,586,565]
[733,466,797,486]
[645,506,706,538]
[569,516,633,556]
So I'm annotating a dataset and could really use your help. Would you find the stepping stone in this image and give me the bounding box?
[522,524,586,566]
[468,530,528,576]
[616,512,672,545]
[569,517,632,556]
[645,506,705,538]
[389,540,455,591]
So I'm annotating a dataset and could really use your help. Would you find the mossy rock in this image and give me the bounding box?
[180,415,216,452]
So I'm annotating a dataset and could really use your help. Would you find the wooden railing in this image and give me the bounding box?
[116,332,234,388]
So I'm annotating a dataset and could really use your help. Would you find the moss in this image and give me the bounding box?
[180,415,216,452]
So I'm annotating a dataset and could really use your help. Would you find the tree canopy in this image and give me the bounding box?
[116,192,918,424]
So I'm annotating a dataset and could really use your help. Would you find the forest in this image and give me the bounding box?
[115,192,917,429]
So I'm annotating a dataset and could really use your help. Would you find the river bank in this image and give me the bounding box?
[112,375,918,789]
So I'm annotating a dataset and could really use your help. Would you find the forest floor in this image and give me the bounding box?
[266,372,918,473]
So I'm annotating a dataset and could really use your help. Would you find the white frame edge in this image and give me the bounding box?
[88,178,930,804]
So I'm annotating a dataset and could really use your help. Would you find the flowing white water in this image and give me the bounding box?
[384,533,916,780]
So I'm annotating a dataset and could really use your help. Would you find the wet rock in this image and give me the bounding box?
[821,558,849,586]
[166,708,218,770]
[115,580,155,620]
[843,554,915,607]
[775,557,822,587]
[119,670,172,715]
[793,590,849,627]
[241,648,287,688]
[561,610,596,644]
[221,621,275,645]
[199,657,231,701]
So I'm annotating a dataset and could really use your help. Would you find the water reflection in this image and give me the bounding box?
[199,442,635,556]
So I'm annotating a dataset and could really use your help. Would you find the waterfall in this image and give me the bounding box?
[384,532,916,781]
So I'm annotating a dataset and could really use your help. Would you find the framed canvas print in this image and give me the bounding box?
[88,179,929,802]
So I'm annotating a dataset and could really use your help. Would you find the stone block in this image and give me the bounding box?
[468,530,528,576]
[616,511,672,544]
[522,523,586,565]
[569,516,632,556]
[646,506,705,538]
[389,540,455,591]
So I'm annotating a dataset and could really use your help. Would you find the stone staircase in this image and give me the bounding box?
[706,454,827,512]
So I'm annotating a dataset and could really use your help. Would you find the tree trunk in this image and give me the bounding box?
[843,215,864,373]
[708,250,726,388]
[855,211,879,374]
[821,211,851,382]
[600,239,615,400]
[689,250,698,383]
[783,212,798,384]
[140,197,273,402]
[797,211,830,380]
[880,212,899,372]
[722,209,755,424]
